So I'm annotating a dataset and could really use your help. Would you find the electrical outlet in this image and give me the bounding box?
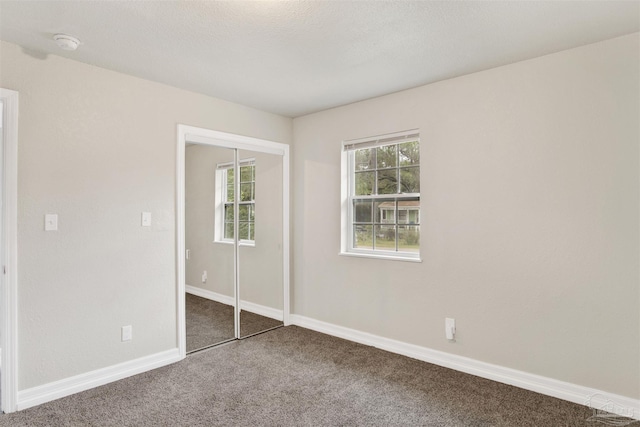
[202,270,207,283]
[121,325,132,342]
[45,214,58,231]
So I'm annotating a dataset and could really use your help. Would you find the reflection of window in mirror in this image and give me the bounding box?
[214,159,256,246]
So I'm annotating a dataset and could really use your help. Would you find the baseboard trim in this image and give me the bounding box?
[186,284,234,306]
[16,348,182,411]
[186,285,283,321]
[240,300,282,321]
[289,314,640,420]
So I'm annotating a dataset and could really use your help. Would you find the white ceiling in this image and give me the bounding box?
[1,1,638,118]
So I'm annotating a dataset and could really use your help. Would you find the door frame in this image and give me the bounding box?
[1,88,19,413]
[176,124,290,358]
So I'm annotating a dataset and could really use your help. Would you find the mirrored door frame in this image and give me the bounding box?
[176,124,290,358]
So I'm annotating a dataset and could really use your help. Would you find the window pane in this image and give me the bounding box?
[227,168,234,184]
[239,222,249,240]
[398,225,420,252]
[240,183,254,202]
[355,171,374,196]
[374,200,395,223]
[354,225,373,249]
[239,204,249,221]
[374,225,396,250]
[226,184,234,202]
[354,200,372,223]
[377,145,397,169]
[398,210,408,224]
[398,141,419,166]
[249,222,255,241]
[377,169,398,194]
[355,148,375,171]
[225,222,234,239]
[249,204,255,221]
[400,166,420,193]
[240,165,253,183]
[409,209,419,224]
[224,204,234,222]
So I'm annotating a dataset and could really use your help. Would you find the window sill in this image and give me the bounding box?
[339,251,422,263]
[214,240,256,248]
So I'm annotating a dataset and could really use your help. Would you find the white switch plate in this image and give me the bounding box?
[45,214,58,231]
[141,212,151,227]
[445,318,456,340]
[121,325,132,342]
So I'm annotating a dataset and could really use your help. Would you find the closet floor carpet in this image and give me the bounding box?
[1,326,603,426]
[186,293,282,352]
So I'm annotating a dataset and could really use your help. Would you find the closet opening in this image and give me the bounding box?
[177,125,290,356]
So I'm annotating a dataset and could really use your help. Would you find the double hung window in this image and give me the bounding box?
[215,159,255,244]
[342,131,420,260]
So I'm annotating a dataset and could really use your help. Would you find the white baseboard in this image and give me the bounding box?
[240,300,282,321]
[186,285,283,321]
[186,284,234,306]
[17,348,182,411]
[289,314,640,420]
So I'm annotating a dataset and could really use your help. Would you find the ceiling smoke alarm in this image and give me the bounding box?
[53,34,80,51]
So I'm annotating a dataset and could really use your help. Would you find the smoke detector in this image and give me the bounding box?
[53,34,80,51]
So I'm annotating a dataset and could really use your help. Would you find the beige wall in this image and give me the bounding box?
[185,145,283,310]
[0,40,292,390]
[292,34,639,399]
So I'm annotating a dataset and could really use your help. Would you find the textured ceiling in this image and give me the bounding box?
[0,1,638,117]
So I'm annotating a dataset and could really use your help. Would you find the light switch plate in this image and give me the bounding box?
[45,214,58,231]
[445,318,456,340]
[141,212,151,227]
[121,325,132,342]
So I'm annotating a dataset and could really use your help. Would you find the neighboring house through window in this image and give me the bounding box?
[341,130,420,260]
[215,159,255,244]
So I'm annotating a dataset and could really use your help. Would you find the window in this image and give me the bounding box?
[215,159,255,244]
[342,131,420,260]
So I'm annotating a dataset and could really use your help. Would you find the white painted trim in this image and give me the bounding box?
[289,314,640,420]
[186,285,283,321]
[16,349,181,411]
[0,88,19,414]
[176,126,187,358]
[339,251,422,263]
[240,300,283,321]
[185,285,234,306]
[183,126,286,156]
[177,124,291,350]
[281,144,290,326]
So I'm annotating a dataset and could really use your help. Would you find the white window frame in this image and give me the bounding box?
[214,158,256,247]
[340,130,422,262]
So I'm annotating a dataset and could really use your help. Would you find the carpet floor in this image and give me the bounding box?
[186,293,283,352]
[0,326,605,426]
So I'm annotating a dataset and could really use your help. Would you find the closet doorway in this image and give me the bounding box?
[177,125,290,355]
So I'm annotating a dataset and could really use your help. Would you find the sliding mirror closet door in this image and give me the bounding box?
[238,149,284,337]
[185,144,236,352]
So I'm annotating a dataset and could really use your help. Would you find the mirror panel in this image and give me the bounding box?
[185,144,236,352]
[238,149,284,337]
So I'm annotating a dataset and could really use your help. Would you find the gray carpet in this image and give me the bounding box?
[0,326,608,426]
[186,293,283,352]
[186,294,234,352]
